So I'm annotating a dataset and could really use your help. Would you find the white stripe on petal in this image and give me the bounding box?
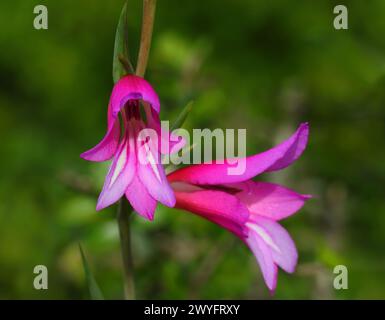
[246,222,281,254]
[109,141,128,187]
[144,143,162,182]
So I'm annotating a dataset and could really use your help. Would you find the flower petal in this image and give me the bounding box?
[81,75,160,161]
[135,120,176,208]
[80,117,120,162]
[144,103,186,155]
[96,131,136,211]
[110,75,160,115]
[168,123,309,185]
[172,184,249,237]
[247,216,298,273]
[231,181,310,220]
[246,231,278,292]
[125,175,157,221]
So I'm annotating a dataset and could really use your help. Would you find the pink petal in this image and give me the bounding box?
[231,181,310,220]
[264,124,309,172]
[144,103,186,155]
[81,75,160,161]
[110,75,160,116]
[246,231,278,292]
[125,175,157,221]
[96,132,136,211]
[247,216,298,273]
[135,120,176,208]
[172,184,249,237]
[139,161,175,208]
[168,123,309,185]
[80,118,120,162]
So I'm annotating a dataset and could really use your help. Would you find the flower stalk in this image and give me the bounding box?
[117,198,135,299]
[136,0,157,77]
[116,0,157,300]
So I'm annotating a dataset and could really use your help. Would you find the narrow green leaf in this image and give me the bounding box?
[113,1,133,83]
[79,243,104,300]
[170,101,194,131]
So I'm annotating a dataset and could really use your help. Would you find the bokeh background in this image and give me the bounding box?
[0,0,384,299]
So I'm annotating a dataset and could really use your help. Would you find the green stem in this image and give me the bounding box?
[117,198,135,300]
[116,0,157,300]
[136,0,157,77]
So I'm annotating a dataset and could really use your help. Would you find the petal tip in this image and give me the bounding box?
[266,269,278,293]
[166,193,177,208]
[298,122,310,141]
[95,203,105,211]
[96,196,114,211]
[146,213,155,221]
[134,206,156,221]
[302,194,313,200]
[134,211,155,221]
[80,152,95,161]
[285,262,297,274]
[299,122,309,131]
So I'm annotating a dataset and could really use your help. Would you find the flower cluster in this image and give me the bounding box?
[81,74,310,292]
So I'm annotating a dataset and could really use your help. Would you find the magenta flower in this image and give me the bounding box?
[167,123,310,292]
[81,75,184,220]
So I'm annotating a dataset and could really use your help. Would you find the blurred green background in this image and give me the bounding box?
[0,0,384,299]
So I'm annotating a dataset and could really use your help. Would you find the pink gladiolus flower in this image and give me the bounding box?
[81,75,184,220]
[167,123,310,292]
